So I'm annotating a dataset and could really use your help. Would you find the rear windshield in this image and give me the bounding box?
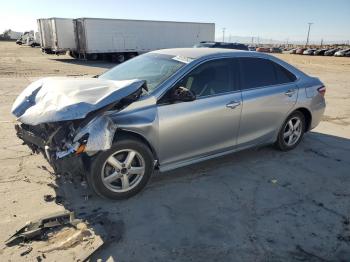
[194,43,215,48]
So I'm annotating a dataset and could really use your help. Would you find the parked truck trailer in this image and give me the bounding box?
[15,31,40,47]
[71,18,215,61]
[37,18,75,54]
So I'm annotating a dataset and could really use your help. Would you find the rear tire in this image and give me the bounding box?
[275,111,305,151]
[87,53,98,60]
[126,52,137,60]
[110,54,125,63]
[68,51,78,59]
[87,138,154,200]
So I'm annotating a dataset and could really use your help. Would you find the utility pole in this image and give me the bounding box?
[222,28,226,42]
[320,38,323,47]
[306,22,313,47]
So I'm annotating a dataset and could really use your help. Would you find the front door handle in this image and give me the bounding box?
[285,89,296,97]
[226,101,241,109]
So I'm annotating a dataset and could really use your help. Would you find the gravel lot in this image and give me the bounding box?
[0,41,349,261]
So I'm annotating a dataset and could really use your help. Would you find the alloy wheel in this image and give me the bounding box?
[101,149,145,193]
[283,116,303,146]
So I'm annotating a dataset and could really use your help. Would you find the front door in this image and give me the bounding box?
[157,58,242,167]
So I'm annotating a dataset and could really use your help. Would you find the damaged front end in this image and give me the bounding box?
[15,118,90,175]
[12,77,147,175]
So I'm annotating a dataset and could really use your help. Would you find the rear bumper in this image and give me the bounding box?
[310,101,326,130]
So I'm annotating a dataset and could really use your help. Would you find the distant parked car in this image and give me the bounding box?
[303,49,317,55]
[345,50,350,57]
[313,49,328,56]
[248,46,256,51]
[194,41,248,51]
[296,48,307,54]
[270,47,282,53]
[324,48,340,56]
[256,47,270,53]
[334,48,350,57]
[289,48,297,54]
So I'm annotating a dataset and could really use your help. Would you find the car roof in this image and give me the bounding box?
[150,48,245,59]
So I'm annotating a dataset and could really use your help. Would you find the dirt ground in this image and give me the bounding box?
[0,41,349,261]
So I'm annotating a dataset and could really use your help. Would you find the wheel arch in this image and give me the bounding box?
[293,107,312,132]
[113,129,159,167]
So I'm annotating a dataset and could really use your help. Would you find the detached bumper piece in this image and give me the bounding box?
[5,211,80,245]
[5,211,105,261]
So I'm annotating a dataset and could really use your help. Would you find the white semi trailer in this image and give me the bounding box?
[71,18,215,61]
[37,18,75,54]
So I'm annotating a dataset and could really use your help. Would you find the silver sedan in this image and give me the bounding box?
[13,48,326,199]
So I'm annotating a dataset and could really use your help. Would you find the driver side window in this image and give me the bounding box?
[178,59,234,98]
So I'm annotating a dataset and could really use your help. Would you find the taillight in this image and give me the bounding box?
[317,86,326,96]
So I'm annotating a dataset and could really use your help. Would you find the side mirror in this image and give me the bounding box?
[171,86,196,102]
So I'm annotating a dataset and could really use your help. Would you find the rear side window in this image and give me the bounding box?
[240,58,296,89]
[273,63,297,84]
[240,58,277,89]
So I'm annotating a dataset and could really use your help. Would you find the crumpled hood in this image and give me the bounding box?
[11,77,146,125]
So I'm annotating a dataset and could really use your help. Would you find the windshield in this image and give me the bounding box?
[99,53,186,93]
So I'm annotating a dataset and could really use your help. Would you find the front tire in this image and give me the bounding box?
[275,111,305,151]
[87,138,154,200]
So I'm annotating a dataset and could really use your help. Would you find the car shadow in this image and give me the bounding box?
[51,131,350,261]
[50,58,117,70]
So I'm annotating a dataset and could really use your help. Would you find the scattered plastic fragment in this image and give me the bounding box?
[43,195,55,202]
[20,246,33,256]
[270,179,278,184]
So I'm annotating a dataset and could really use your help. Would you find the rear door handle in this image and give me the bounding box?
[285,89,296,96]
[226,101,241,109]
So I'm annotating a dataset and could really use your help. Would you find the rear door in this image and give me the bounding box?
[237,57,298,146]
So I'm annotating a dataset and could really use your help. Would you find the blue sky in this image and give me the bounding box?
[1,0,349,43]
